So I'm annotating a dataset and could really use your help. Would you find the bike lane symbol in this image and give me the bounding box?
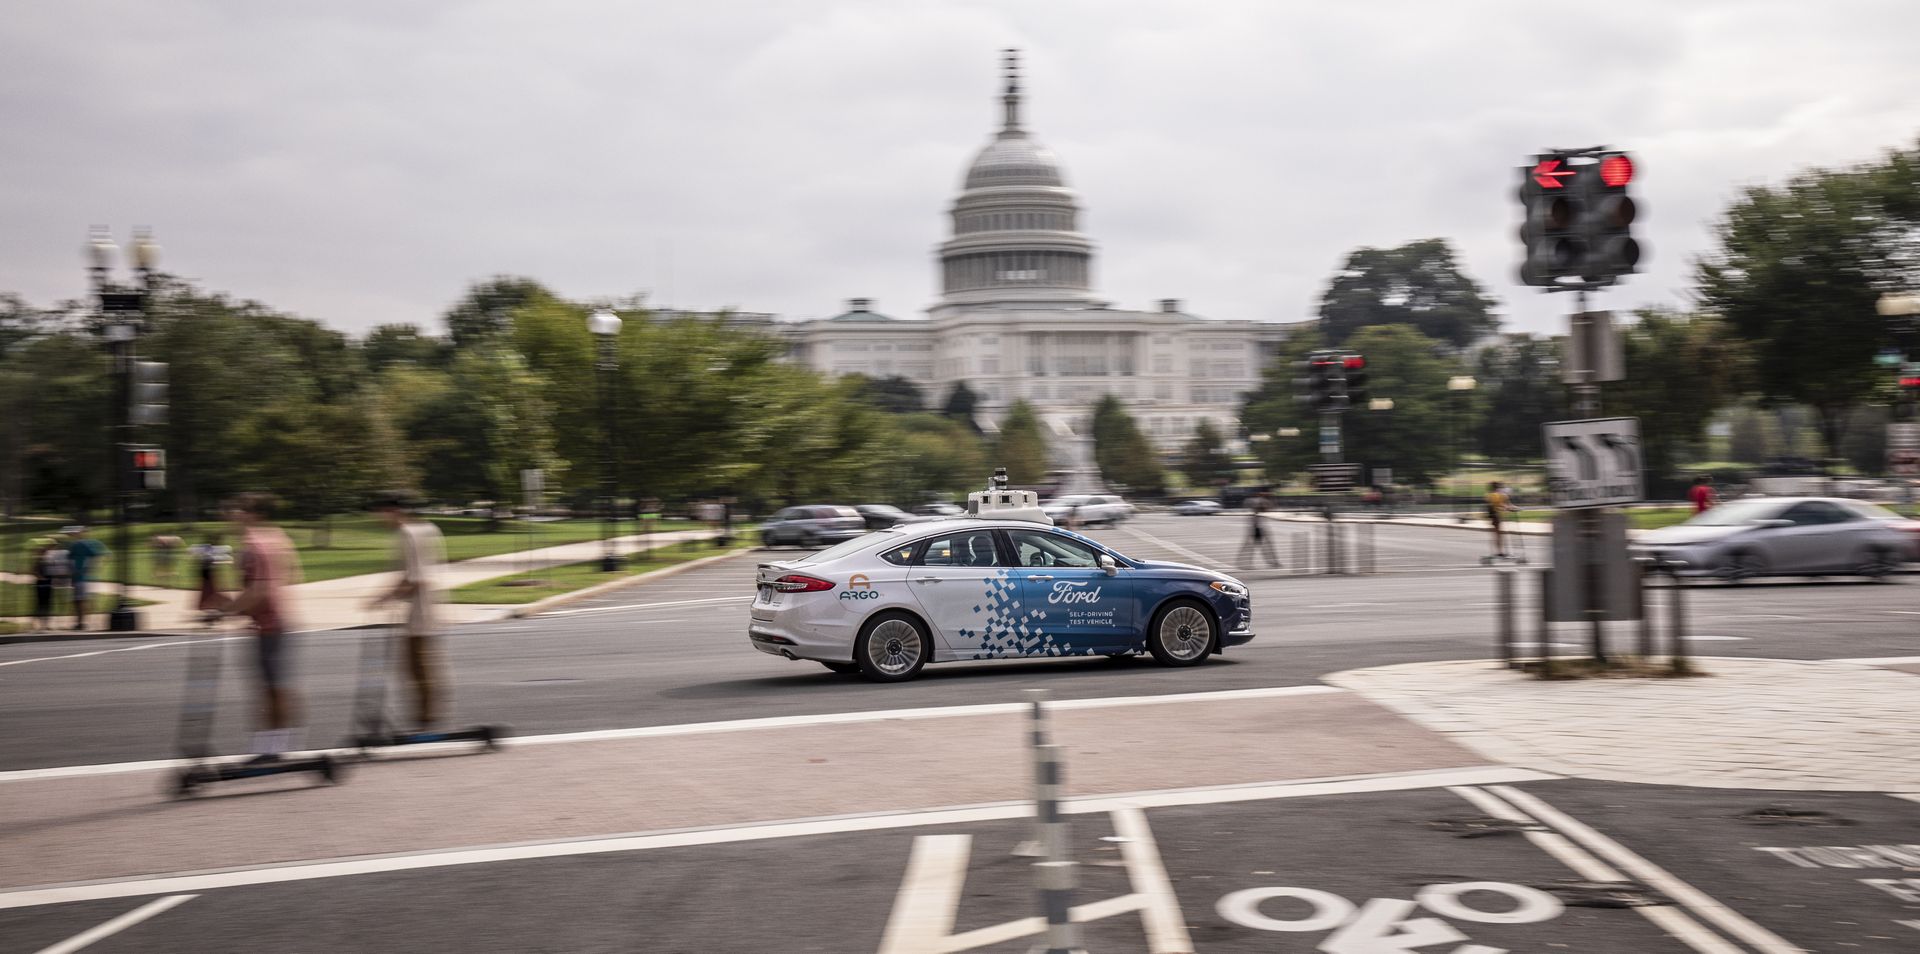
[1216,881,1564,954]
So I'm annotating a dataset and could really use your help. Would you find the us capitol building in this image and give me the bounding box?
[780,51,1296,458]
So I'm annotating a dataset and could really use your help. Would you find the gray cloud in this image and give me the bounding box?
[2,0,1916,337]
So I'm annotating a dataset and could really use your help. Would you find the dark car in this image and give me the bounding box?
[854,504,922,530]
[759,506,867,549]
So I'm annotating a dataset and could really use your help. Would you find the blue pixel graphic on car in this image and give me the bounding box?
[955,567,1107,659]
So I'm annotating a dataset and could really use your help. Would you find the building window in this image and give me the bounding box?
[982,357,1000,374]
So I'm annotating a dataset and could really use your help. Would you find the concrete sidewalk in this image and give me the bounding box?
[2,528,720,637]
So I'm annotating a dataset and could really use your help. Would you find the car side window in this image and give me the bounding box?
[1006,529,1101,568]
[1781,502,1846,526]
[879,543,915,566]
[915,531,1002,568]
[773,508,798,521]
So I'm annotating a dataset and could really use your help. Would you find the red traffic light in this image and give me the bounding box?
[131,449,163,469]
[1901,377,1920,389]
[1600,154,1634,188]
[1343,356,1366,370]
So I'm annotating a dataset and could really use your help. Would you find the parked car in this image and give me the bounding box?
[759,506,867,549]
[1040,494,1133,527]
[912,502,965,517]
[1174,499,1223,516]
[1634,496,1913,581]
[854,504,923,530]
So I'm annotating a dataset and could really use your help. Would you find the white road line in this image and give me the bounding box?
[1110,807,1194,953]
[1835,655,1920,665]
[0,766,1548,911]
[1491,785,1805,954]
[1893,794,1920,805]
[939,894,1144,950]
[31,894,197,954]
[876,834,971,954]
[0,684,1350,784]
[530,595,751,617]
[1454,787,1745,954]
[1113,525,1219,567]
[0,637,233,669]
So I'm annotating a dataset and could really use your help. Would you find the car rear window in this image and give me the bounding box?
[834,506,862,519]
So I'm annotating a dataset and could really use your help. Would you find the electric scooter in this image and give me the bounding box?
[173,620,339,797]
[344,622,504,757]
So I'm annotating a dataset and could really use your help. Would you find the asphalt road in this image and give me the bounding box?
[2,514,1916,772]
[8,778,1916,952]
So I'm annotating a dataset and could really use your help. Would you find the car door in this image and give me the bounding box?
[767,508,800,544]
[1003,527,1136,655]
[1768,502,1849,572]
[905,528,1023,659]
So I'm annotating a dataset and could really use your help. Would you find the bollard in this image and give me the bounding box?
[1014,689,1052,858]
[1534,566,1555,678]
[1667,558,1691,674]
[1033,743,1083,954]
[1495,566,1516,669]
[1363,519,1376,575]
[1634,557,1654,662]
[1324,512,1339,575]
[1294,530,1310,575]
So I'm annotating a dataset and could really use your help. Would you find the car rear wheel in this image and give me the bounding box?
[855,612,929,682]
[1147,599,1215,668]
[1857,545,1900,581]
[1718,549,1766,584]
[760,531,776,548]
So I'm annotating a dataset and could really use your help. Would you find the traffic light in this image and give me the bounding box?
[1581,152,1640,281]
[1518,152,1582,286]
[130,446,166,491]
[1342,353,1368,405]
[131,359,168,427]
[1295,351,1338,410]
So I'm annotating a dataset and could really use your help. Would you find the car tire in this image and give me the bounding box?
[1858,545,1900,581]
[1718,549,1766,584]
[803,532,820,549]
[1146,599,1215,668]
[760,531,776,549]
[818,661,860,675]
[854,611,930,683]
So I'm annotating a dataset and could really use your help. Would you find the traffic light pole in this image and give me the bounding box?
[1569,289,1607,664]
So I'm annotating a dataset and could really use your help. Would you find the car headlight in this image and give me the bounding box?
[1210,580,1247,598]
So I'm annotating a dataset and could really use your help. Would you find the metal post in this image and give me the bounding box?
[1292,530,1307,576]
[1535,566,1555,678]
[1571,291,1606,665]
[1634,558,1653,662]
[597,334,619,572]
[1024,689,1083,954]
[1667,559,1691,674]
[1496,566,1516,669]
[1323,507,1340,575]
[1362,519,1376,575]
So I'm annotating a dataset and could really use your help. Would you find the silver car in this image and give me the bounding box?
[1634,496,1912,582]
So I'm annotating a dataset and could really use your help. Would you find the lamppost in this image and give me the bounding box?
[1446,375,1477,519]
[588,308,623,571]
[88,227,160,631]
[1879,294,1920,507]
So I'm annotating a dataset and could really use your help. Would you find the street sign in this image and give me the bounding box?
[1562,311,1624,383]
[1544,417,1643,508]
[1308,463,1362,493]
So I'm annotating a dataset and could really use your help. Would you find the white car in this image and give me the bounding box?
[1174,499,1223,516]
[748,506,1253,682]
[1040,493,1132,527]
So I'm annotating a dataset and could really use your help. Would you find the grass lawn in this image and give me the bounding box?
[5,515,708,590]
[450,540,752,604]
[0,582,157,619]
[1512,506,1695,530]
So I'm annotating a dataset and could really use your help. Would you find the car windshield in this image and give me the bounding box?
[795,533,879,564]
[1684,499,1785,527]
[1845,501,1902,521]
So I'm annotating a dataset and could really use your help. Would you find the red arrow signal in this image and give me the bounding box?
[1532,159,1576,189]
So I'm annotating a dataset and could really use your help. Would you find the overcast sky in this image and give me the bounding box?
[3,1,1916,338]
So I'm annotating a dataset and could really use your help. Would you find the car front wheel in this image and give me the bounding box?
[1718,550,1766,584]
[1858,545,1900,581]
[1146,599,1215,667]
[855,612,930,682]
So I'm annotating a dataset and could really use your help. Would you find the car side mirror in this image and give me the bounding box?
[1097,553,1117,576]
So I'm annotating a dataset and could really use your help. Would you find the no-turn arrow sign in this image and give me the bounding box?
[1544,417,1643,509]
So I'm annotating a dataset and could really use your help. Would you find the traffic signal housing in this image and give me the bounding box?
[130,446,166,491]
[1518,153,1582,286]
[1342,353,1368,405]
[131,359,168,427]
[1581,152,1640,281]
[1295,351,1338,410]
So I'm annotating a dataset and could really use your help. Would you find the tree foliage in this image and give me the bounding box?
[1090,394,1165,494]
[994,400,1050,485]
[1473,335,1567,463]
[1318,239,1499,349]
[1608,309,1753,485]
[941,381,981,431]
[849,375,924,415]
[1179,420,1233,488]
[443,276,555,350]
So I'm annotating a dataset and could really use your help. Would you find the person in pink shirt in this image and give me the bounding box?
[218,493,305,762]
[1689,475,1717,514]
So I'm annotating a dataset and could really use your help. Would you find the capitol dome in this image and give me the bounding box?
[963,135,1065,190]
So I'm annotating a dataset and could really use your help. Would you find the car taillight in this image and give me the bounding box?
[770,574,835,593]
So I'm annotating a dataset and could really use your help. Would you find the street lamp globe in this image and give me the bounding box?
[1877,294,1920,318]
[588,308,623,337]
[1369,398,1394,411]
[86,229,116,270]
[1447,375,1478,392]
[132,228,159,270]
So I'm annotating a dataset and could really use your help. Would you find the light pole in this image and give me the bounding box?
[588,308,623,571]
[1879,294,1920,507]
[89,228,159,631]
[1446,375,1477,519]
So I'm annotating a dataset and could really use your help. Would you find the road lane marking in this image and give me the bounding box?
[1836,655,1920,665]
[877,834,971,953]
[1491,784,1803,954]
[1112,524,1219,566]
[0,766,1549,910]
[31,894,197,954]
[1454,787,1745,954]
[1111,807,1195,953]
[0,637,234,669]
[0,684,1349,783]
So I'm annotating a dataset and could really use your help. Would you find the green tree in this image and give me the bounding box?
[1318,239,1499,349]
[0,333,110,515]
[849,375,924,414]
[364,323,445,372]
[1609,310,1753,486]
[1726,405,1778,465]
[1180,420,1234,488]
[229,395,411,543]
[443,276,556,350]
[874,413,989,505]
[941,381,981,431]
[1090,394,1166,494]
[1696,151,1915,460]
[404,346,567,504]
[994,401,1049,485]
[1474,335,1567,462]
[1244,326,1457,485]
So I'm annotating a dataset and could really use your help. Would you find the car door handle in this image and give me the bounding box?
[1026,575,1054,581]
[914,577,942,585]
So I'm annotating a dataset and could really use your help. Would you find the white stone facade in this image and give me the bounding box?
[780,52,1299,456]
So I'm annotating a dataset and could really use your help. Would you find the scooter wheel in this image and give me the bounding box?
[172,771,198,799]
[318,757,340,785]
[481,725,507,752]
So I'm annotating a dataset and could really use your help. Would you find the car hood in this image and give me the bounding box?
[1130,559,1234,582]
[1637,524,1751,547]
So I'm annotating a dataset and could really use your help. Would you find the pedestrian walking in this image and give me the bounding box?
[367,491,448,732]
[1689,475,1717,514]
[1236,489,1281,570]
[1485,481,1516,561]
[64,526,108,631]
[191,533,232,615]
[29,540,58,632]
[212,493,306,763]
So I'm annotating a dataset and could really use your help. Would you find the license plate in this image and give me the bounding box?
[758,585,780,605]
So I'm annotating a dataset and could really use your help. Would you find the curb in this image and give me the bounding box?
[502,546,757,618]
[1265,513,1556,536]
